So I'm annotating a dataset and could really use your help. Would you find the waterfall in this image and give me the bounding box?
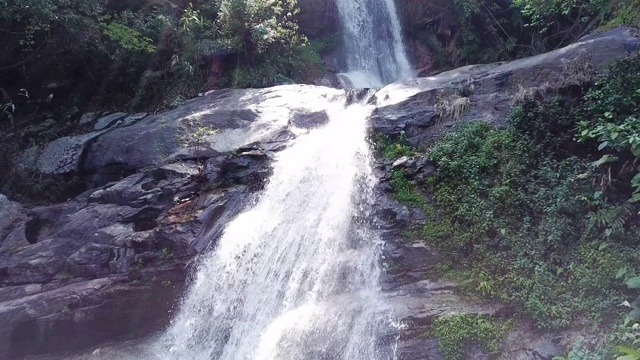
[335,0,413,88]
[146,96,394,360]
[140,2,415,358]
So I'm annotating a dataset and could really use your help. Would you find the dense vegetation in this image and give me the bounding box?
[402,0,640,69]
[0,0,336,203]
[382,53,640,358]
[430,314,511,360]
[0,0,327,116]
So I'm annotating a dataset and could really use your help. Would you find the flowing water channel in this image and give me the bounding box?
[148,98,395,360]
[335,0,413,88]
[141,1,413,359]
[17,1,414,359]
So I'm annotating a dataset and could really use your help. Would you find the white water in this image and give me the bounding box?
[139,1,415,358]
[146,97,394,360]
[335,0,414,88]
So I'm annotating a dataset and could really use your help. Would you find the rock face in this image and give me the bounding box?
[1,85,343,359]
[18,85,342,177]
[1,28,639,359]
[297,0,340,39]
[0,162,253,358]
[370,27,640,359]
[372,26,640,147]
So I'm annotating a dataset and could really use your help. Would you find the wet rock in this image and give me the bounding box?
[78,112,97,126]
[94,113,128,131]
[289,110,330,129]
[0,166,231,358]
[191,186,249,252]
[66,244,116,278]
[83,85,342,173]
[313,73,343,88]
[18,130,108,174]
[0,274,184,359]
[373,27,640,145]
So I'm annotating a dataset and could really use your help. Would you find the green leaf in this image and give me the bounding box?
[593,154,619,167]
[627,277,640,289]
[617,345,640,358]
[617,355,639,360]
[598,141,610,151]
[617,268,629,279]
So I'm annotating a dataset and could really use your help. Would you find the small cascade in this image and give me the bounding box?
[141,1,417,357]
[146,95,395,360]
[335,0,413,88]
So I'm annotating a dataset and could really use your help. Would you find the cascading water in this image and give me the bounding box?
[335,0,413,88]
[145,96,395,360]
[140,1,414,358]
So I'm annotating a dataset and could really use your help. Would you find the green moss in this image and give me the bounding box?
[417,55,640,331]
[390,169,424,206]
[430,314,510,360]
[377,133,414,160]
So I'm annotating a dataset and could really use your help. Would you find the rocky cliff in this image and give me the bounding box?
[1,27,639,359]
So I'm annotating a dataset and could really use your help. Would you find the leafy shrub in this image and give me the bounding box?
[431,314,510,360]
[416,55,640,331]
[377,133,414,160]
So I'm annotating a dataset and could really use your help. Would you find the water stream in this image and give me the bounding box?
[145,97,395,360]
[335,0,413,88]
[143,1,413,358]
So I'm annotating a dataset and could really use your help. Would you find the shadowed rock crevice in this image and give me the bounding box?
[24,218,44,245]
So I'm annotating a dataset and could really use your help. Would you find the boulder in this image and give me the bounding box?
[0,195,27,250]
[372,26,640,145]
[83,85,342,173]
[0,158,259,358]
[16,85,341,178]
[18,130,108,174]
[0,275,184,359]
[78,112,97,126]
[94,113,128,131]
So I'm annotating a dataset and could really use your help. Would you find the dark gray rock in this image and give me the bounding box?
[0,158,259,358]
[94,113,128,131]
[19,118,56,138]
[119,113,148,127]
[0,195,27,250]
[66,244,116,278]
[83,85,342,173]
[78,112,97,126]
[0,273,184,359]
[18,130,108,174]
[373,27,640,145]
[191,186,249,252]
[289,110,330,129]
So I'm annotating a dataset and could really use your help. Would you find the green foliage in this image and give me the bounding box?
[0,0,315,118]
[553,338,613,360]
[390,169,424,206]
[377,133,414,160]
[448,0,522,65]
[413,0,638,69]
[430,314,510,360]
[100,20,156,54]
[420,55,640,331]
[577,54,640,203]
